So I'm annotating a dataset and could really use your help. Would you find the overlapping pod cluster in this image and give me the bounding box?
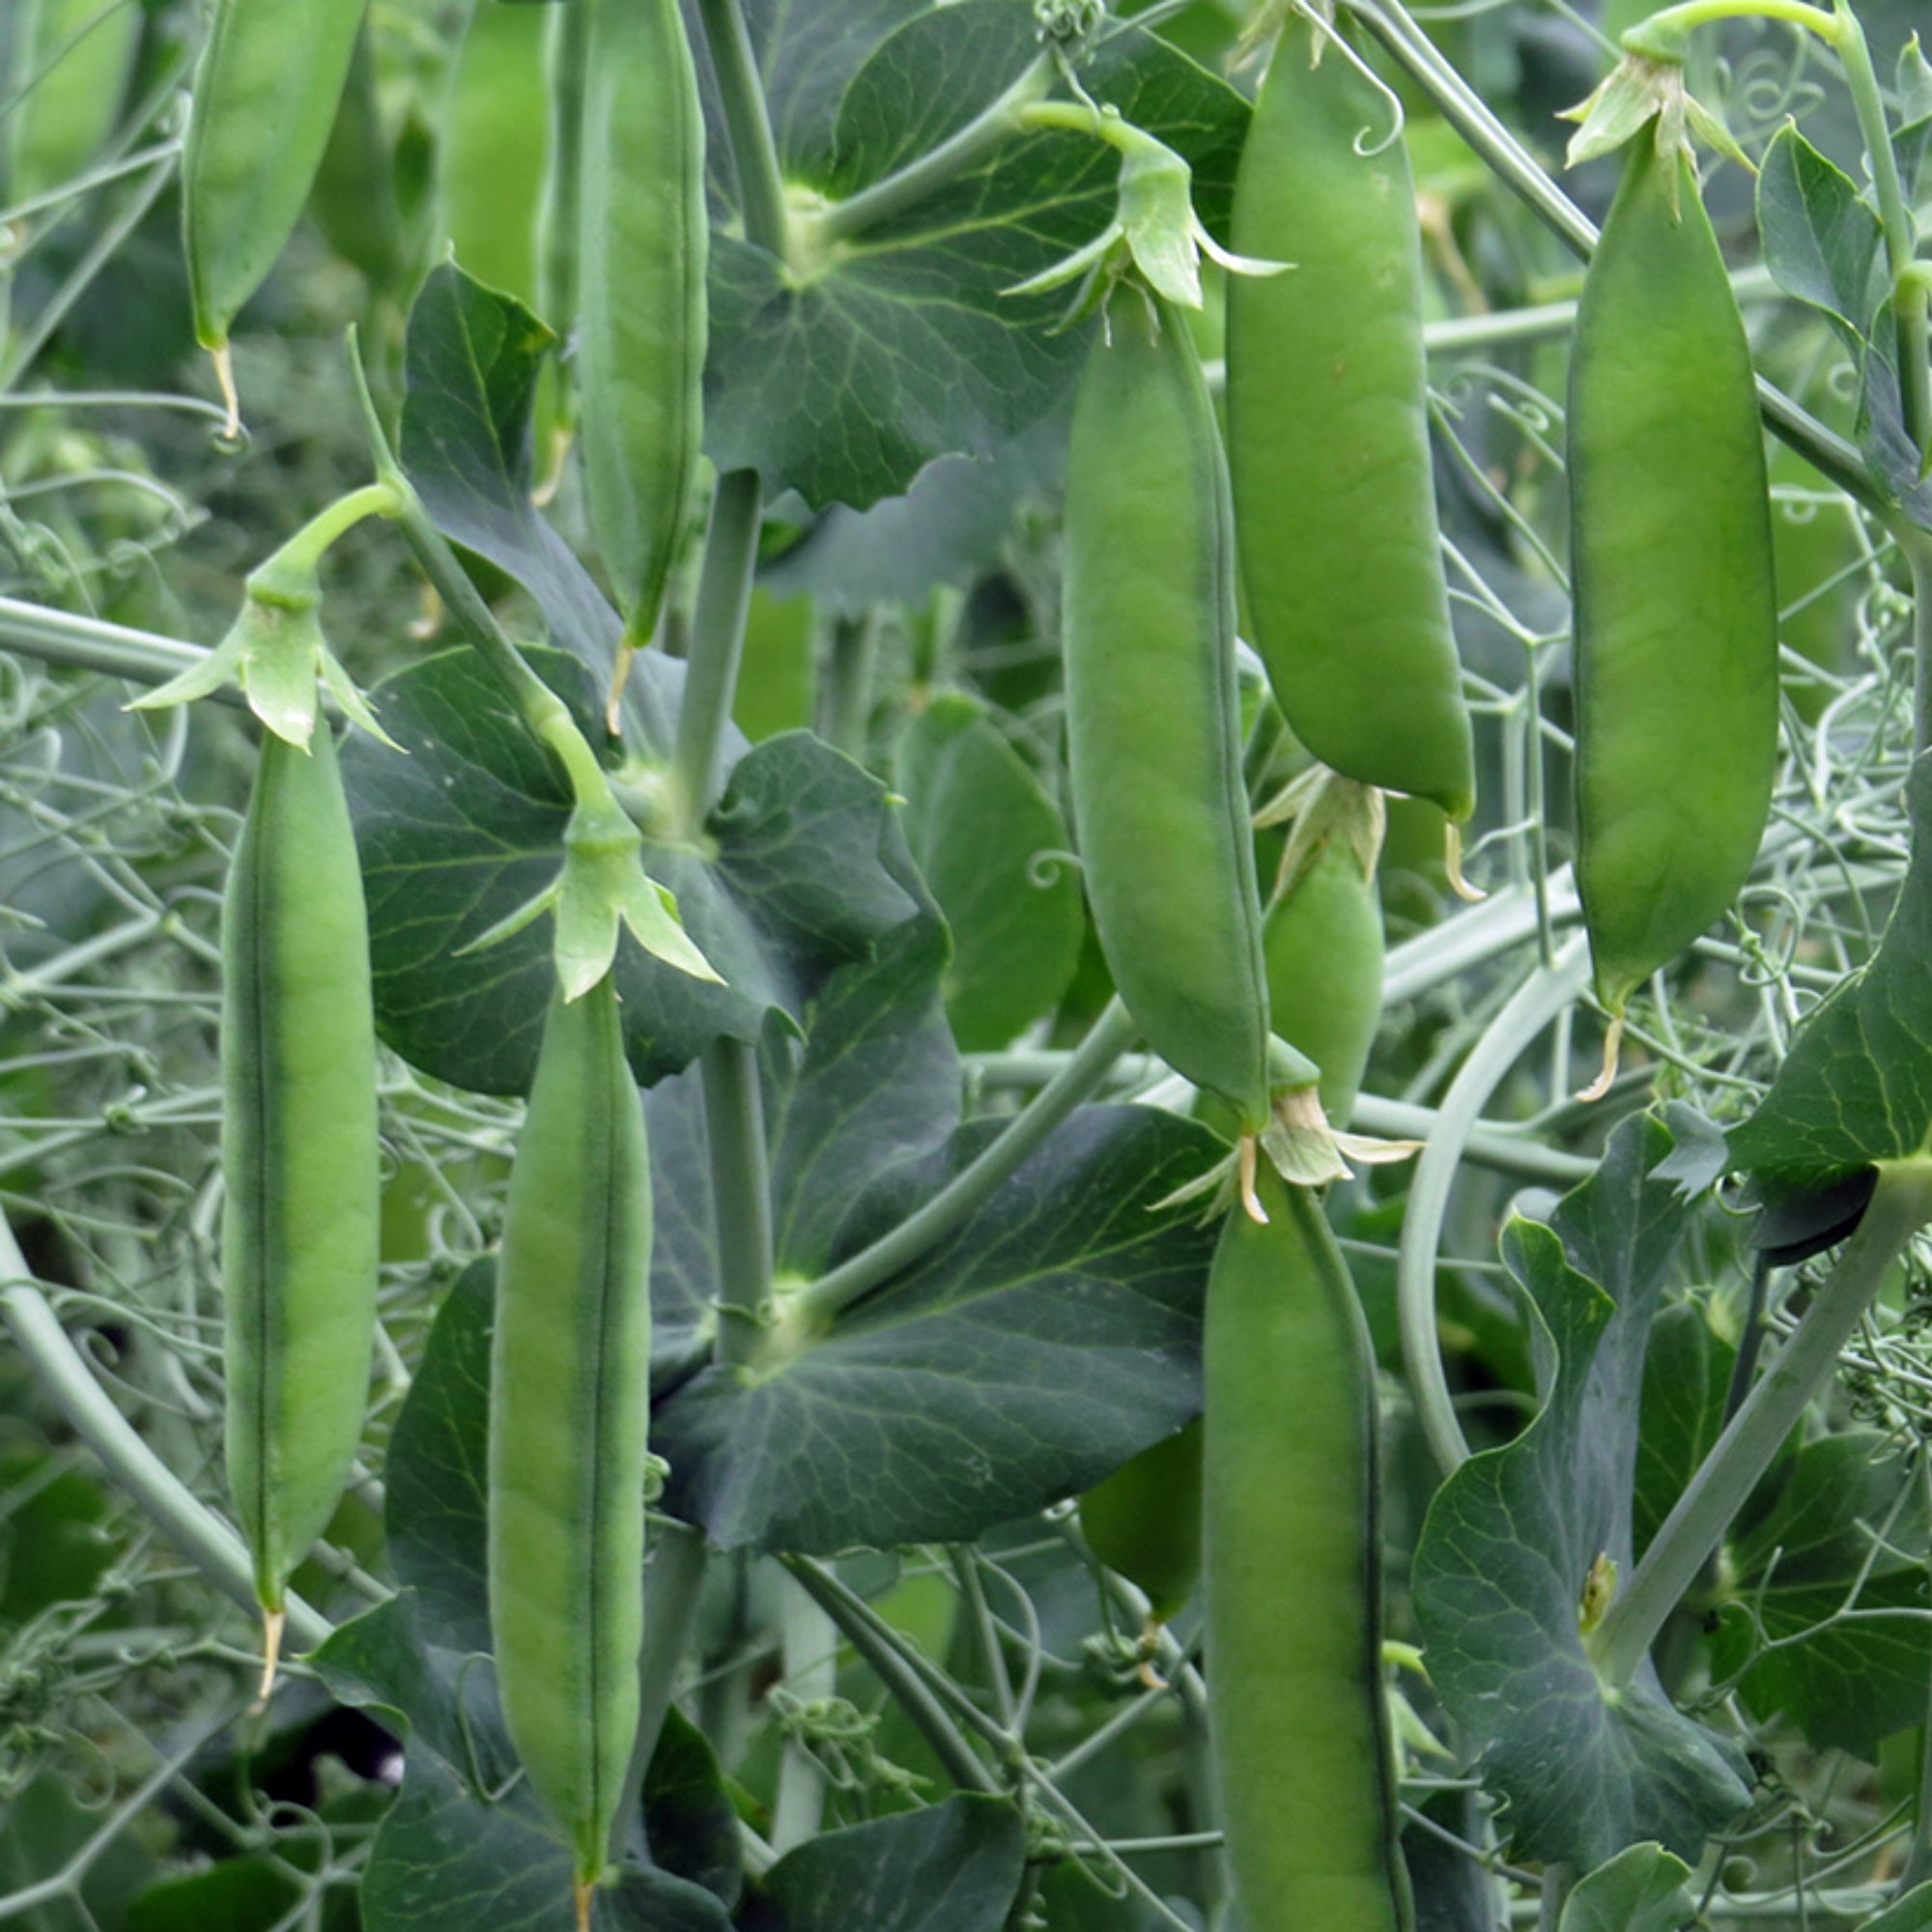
[1225,6,1477,837]
[182,0,368,429]
[220,721,380,1697]
[1569,134,1778,1090]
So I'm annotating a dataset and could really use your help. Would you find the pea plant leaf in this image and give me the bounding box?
[1411,1115,1753,1869]
[895,692,1084,1052]
[1555,1844,1695,1932]
[1727,754,1932,1190]
[703,1,1249,508]
[1707,1429,1932,1758]
[1755,124,1886,351]
[739,1798,1026,1932]
[341,647,919,1095]
[1894,35,1932,202]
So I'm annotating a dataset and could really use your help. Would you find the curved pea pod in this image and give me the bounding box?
[1205,1169,1410,1932]
[1226,11,1476,824]
[1264,791,1386,1128]
[489,974,652,1924]
[183,0,367,421]
[222,724,380,1689]
[1062,295,1273,1132]
[577,0,707,656]
[1080,1416,1204,1628]
[1569,136,1778,1037]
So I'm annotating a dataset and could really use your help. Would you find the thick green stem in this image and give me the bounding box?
[674,469,762,827]
[703,1037,775,1371]
[819,611,878,761]
[695,0,789,259]
[1590,1163,1932,1687]
[770,1574,838,1854]
[1619,0,1839,54]
[0,595,237,697]
[811,55,1055,247]
[0,1246,332,1655]
[262,482,400,581]
[1398,937,1595,1477]
[1906,524,1932,761]
[792,998,1141,1327]
[781,1555,1001,1796]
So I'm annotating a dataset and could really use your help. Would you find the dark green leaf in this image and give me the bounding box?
[705,7,1248,507]
[1728,754,1932,1185]
[361,1747,731,1932]
[1631,1299,1737,1563]
[1895,35,1932,202]
[642,1710,744,1910]
[1555,1844,1694,1932]
[896,693,1083,1052]
[1755,125,1885,347]
[344,647,918,1094]
[1412,1117,1752,1867]
[1867,1878,1932,1930]
[383,1264,495,1655]
[655,1104,1222,1552]
[740,1796,1025,1932]
[127,1859,303,1932]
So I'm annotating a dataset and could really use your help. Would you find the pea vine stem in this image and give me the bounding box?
[791,996,1141,1328]
[705,1037,776,1370]
[1588,1161,1932,1688]
[1904,523,1932,759]
[0,1223,333,1656]
[675,468,762,828]
[695,0,790,260]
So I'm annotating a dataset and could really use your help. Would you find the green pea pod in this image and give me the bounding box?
[1205,1170,1410,1932]
[577,0,707,657]
[1264,813,1385,1128]
[1570,136,1777,1041]
[489,974,652,1924]
[1080,1416,1204,1627]
[182,0,367,421]
[1226,11,1476,824]
[1063,295,1273,1132]
[222,724,380,1690]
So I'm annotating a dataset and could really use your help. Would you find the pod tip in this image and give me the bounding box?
[253,1605,286,1708]
[210,342,242,448]
[1576,1014,1626,1104]
[1444,822,1485,902]
[574,1876,596,1932]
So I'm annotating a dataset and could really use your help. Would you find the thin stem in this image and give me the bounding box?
[1398,937,1595,1477]
[792,998,1141,1326]
[1590,1162,1932,1686]
[0,1254,331,1655]
[0,595,237,698]
[696,0,790,259]
[812,55,1056,246]
[1901,517,1932,762]
[819,611,879,761]
[702,1037,775,1371]
[268,481,400,574]
[674,469,762,827]
[770,1573,838,1854]
[1621,0,1839,51]
[781,1555,1001,1796]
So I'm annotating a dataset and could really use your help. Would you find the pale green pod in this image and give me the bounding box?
[222,724,381,1669]
[577,0,707,648]
[489,974,653,1908]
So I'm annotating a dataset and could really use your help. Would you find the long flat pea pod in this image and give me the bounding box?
[577,0,707,681]
[182,0,367,430]
[1062,294,1273,1134]
[489,972,652,1929]
[1226,8,1476,826]
[222,723,380,1693]
[1204,1168,1410,1932]
[1569,133,1777,1077]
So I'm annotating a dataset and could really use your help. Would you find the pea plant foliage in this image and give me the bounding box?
[4,0,1932,1928]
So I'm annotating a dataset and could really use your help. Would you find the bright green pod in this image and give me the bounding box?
[1570,137,1778,1022]
[221,724,380,1678]
[1080,1417,1205,1627]
[578,0,707,651]
[489,974,652,1918]
[1204,1171,1410,1932]
[182,0,367,371]
[1062,296,1272,1131]
[1264,833,1385,1128]
[1226,12,1476,823]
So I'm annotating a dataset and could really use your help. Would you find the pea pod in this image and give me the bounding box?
[1062,294,1273,1132]
[1226,9,1476,824]
[577,0,707,663]
[222,724,380,1690]
[1569,135,1777,1056]
[1204,1168,1409,1932]
[489,973,652,1925]
[182,0,367,425]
